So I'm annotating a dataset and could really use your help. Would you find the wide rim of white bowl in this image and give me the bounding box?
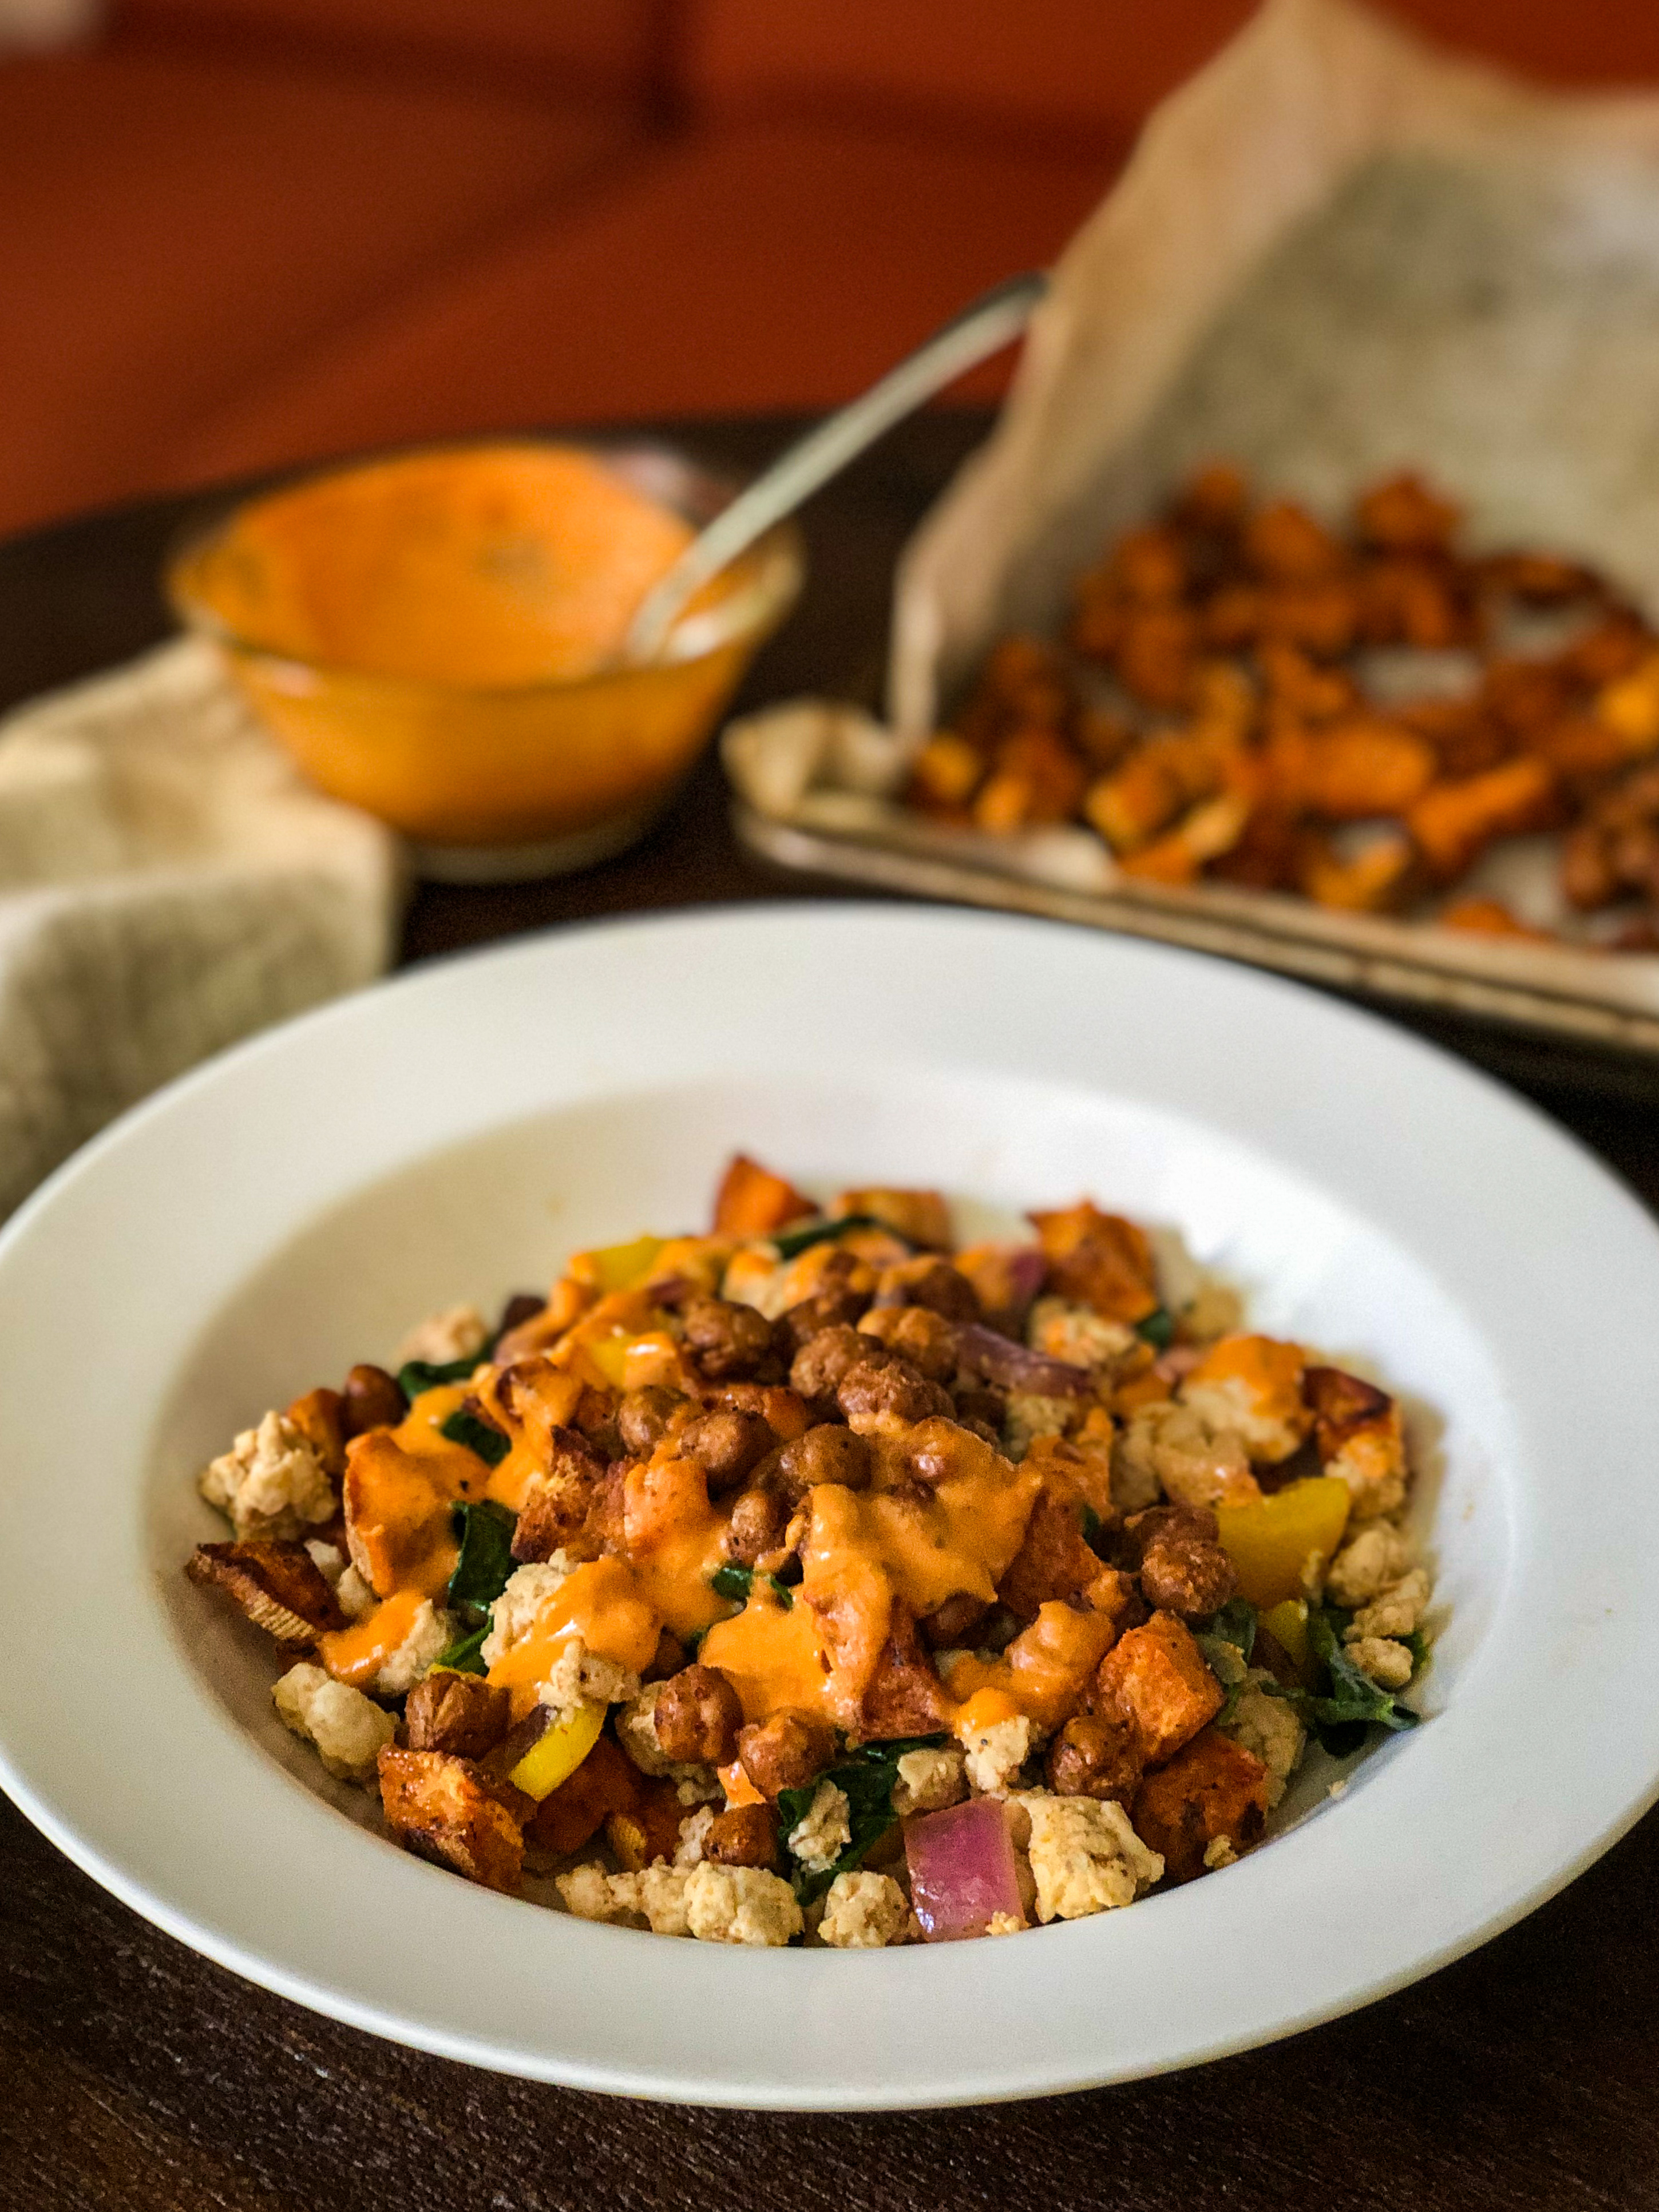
[1,902,1657,2109]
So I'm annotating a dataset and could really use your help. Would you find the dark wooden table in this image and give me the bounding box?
[3,415,1656,2210]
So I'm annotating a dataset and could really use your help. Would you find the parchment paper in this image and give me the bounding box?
[726,0,1659,1041]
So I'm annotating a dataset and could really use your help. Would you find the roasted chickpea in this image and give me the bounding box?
[617,1385,683,1457]
[676,1408,772,1495]
[737,1709,837,1799]
[789,1323,881,1409]
[1128,1503,1237,1620]
[837,1357,953,1429]
[704,1803,780,1869]
[723,1481,792,1567]
[871,1256,981,1322]
[1046,1712,1144,1805]
[774,1283,871,1358]
[772,1423,872,1503]
[496,1291,547,1335]
[341,1362,405,1437]
[682,1296,776,1381]
[857,1303,960,1381]
[653,1663,744,1767]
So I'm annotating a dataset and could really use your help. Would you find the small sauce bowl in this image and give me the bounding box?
[167,438,805,880]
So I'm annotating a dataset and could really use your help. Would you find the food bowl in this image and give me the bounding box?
[167,439,805,882]
[2,906,1657,2104]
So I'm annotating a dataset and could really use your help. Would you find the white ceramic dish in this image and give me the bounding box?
[2,903,1657,2109]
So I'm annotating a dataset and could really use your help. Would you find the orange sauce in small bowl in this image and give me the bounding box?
[168,441,803,868]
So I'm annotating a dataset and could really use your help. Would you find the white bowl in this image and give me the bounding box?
[1,904,1656,2108]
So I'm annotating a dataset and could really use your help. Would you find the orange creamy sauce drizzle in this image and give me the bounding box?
[323,1346,1062,1738]
[194,443,695,688]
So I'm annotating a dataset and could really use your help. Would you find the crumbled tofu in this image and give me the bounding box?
[335,1565,377,1622]
[539,1634,640,1714]
[303,1545,378,1625]
[200,1411,334,1541]
[1347,1567,1431,1643]
[683,1862,803,1947]
[1347,1636,1415,1690]
[1203,1836,1238,1870]
[557,1864,624,1922]
[1011,1792,1165,1921]
[375,1599,457,1696]
[395,1302,489,1369]
[1113,1402,1258,1513]
[984,1912,1026,1936]
[1180,1371,1307,1466]
[479,1557,574,1670]
[1219,1674,1306,1809]
[1026,1297,1135,1372]
[1326,1524,1411,1607]
[675,1805,716,1868]
[1003,1392,1078,1461]
[818,1870,910,1949]
[1181,1280,1245,1343]
[555,1864,692,1935]
[786,1781,852,1873]
[273,1662,395,1783]
[960,1712,1033,1796]
[892,1745,967,1817]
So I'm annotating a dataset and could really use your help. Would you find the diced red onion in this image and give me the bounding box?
[905,1797,1026,1940]
[956,1323,1093,1397]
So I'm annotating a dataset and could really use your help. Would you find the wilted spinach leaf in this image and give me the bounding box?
[1195,1597,1259,1725]
[431,1622,489,1676]
[770,1213,894,1262]
[440,1407,511,1467]
[777,1734,949,1904]
[446,1499,518,1624]
[710,1562,793,1610]
[398,1340,496,1401]
[1296,1603,1422,1753]
[1135,1307,1175,1350]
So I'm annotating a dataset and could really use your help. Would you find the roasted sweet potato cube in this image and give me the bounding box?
[833,1187,952,1250]
[1132,1728,1269,1882]
[1439,897,1551,941]
[1094,1612,1223,1765]
[861,1599,954,1739]
[1244,501,1345,583]
[1299,721,1438,819]
[284,1387,346,1480]
[1028,1203,1159,1326]
[908,731,985,810]
[1354,472,1460,554]
[1407,757,1559,883]
[998,1489,1107,1624]
[1302,1365,1393,1458]
[605,1777,686,1870]
[405,1671,510,1759]
[512,1425,608,1563]
[1296,830,1417,914]
[1114,606,1199,709]
[528,1733,642,1857]
[185,1540,344,1650]
[712,1153,815,1236]
[378,1747,525,1894]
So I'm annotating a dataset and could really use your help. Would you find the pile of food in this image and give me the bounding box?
[187,1155,1435,1948]
[905,466,1659,948]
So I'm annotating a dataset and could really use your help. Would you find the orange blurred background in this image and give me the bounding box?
[8,0,1659,538]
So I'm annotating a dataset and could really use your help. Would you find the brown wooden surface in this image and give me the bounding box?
[2,414,1656,2207]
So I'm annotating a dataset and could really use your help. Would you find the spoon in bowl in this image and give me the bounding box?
[622,269,1048,666]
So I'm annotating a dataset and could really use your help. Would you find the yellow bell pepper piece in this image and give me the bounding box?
[1259,1597,1312,1682]
[508,1698,604,1801]
[569,1234,664,1294]
[1215,1477,1351,1610]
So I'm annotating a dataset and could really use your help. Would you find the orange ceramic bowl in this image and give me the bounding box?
[167,439,805,880]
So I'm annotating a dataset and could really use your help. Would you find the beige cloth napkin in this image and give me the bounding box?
[0,637,402,1218]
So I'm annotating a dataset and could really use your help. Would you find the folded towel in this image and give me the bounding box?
[0,638,402,1218]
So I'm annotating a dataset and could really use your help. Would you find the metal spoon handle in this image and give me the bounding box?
[624,269,1048,664]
